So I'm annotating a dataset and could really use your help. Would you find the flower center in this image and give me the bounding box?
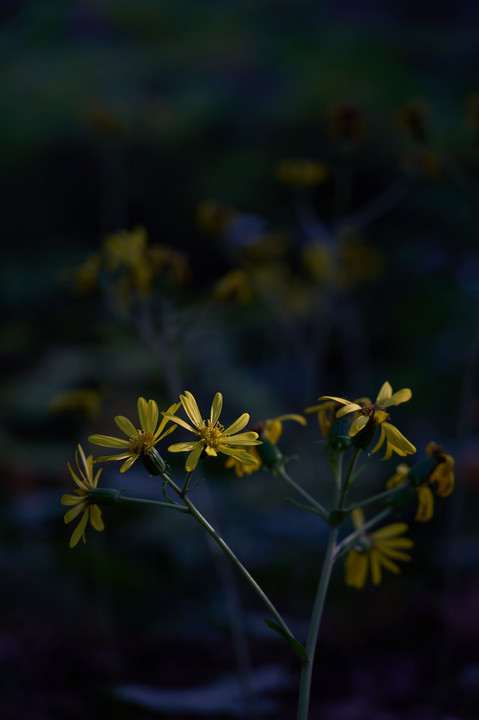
[361,402,389,423]
[199,420,226,449]
[128,429,154,455]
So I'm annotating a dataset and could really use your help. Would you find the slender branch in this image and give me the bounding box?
[116,494,189,513]
[334,507,392,559]
[342,482,408,512]
[277,466,330,521]
[163,474,298,644]
[338,447,360,508]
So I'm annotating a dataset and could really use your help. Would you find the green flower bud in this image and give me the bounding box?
[408,456,440,486]
[257,437,283,468]
[88,488,121,505]
[326,416,352,452]
[351,419,377,451]
[140,446,167,476]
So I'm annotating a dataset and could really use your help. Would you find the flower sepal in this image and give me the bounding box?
[140,446,168,476]
[257,436,284,469]
[350,420,377,451]
[326,416,352,452]
[408,457,440,487]
[88,488,121,505]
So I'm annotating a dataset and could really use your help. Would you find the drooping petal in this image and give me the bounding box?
[89,434,130,448]
[274,413,307,426]
[210,392,223,425]
[93,468,102,488]
[89,504,104,532]
[224,413,250,436]
[264,419,282,444]
[69,511,89,548]
[181,391,203,428]
[376,544,412,562]
[185,444,204,471]
[372,410,389,424]
[115,415,137,438]
[414,485,434,522]
[68,462,89,491]
[376,537,414,549]
[375,552,401,575]
[317,395,350,405]
[376,381,393,404]
[205,445,218,456]
[64,503,86,523]
[337,403,363,418]
[96,452,133,462]
[370,425,386,455]
[219,447,259,465]
[382,388,412,408]
[120,455,138,472]
[382,423,416,456]
[349,414,369,436]
[345,550,368,589]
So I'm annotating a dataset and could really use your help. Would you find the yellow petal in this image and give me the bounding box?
[370,425,386,454]
[264,419,282,445]
[89,434,130,449]
[317,395,349,405]
[376,545,412,562]
[89,504,104,532]
[382,423,416,455]
[349,414,369,436]
[146,399,159,434]
[185,444,204,471]
[337,403,363,418]
[375,552,401,575]
[273,413,307,426]
[155,402,181,438]
[64,503,86,523]
[376,381,392,404]
[137,397,149,431]
[120,455,138,472]
[168,441,201,452]
[181,391,203,428]
[226,431,260,445]
[372,522,409,539]
[69,510,89,548]
[370,549,382,585]
[210,392,223,425]
[219,447,259,465]
[382,388,412,408]
[224,413,250,436]
[61,493,82,506]
[415,485,434,522]
[115,415,137,438]
[376,537,414,549]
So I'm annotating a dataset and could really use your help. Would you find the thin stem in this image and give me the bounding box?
[296,524,339,720]
[338,447,360,508]
[296,453,343,720]
[343,482,408,512]
[117,495,189,513]
[163,474,297,643]
[334,507,392,558]
[181,470,194,496]
[277,466,330,521]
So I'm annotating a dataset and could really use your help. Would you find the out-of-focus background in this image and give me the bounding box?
[2,1,479,718]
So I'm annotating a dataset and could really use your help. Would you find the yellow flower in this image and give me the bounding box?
[345,508,414,589]
[276,160,328,187]
[387,444,455,522]
[89,397,179,472]
[213,269,254,304]
[61,445,104,548]
[225,413,306,476]
[164,391,261,472]
[103,226,153,293]
[319,381,416,459]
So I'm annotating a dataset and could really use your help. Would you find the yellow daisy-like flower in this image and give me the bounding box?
[164,391,261,472]
[225,413,306,476]
[61,445,104,548]
[305,399,340,437]
[319,381,416,459]
[345,508,414,589]
[89,397,179,472]
[387,443,455,522]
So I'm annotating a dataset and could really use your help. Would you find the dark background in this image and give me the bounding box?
[1,1,479,718]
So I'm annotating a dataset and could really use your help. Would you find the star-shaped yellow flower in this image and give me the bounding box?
[89,397,179,472]
[164,391,261,472]
[345,508,414,589]
[319,381,416,459]
[61,445,104,548]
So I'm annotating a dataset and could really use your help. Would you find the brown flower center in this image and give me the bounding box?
[199,420,226,449]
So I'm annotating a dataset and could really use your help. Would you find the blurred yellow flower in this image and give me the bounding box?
[164,391,261,472]
[89,397,179,473]
[213,269,254,304]
[345,508,413,588]
[196,200,236,236]
[387,444,455,522]
[103,226,152,294]
[50,388,103,421]
[305,399,340,438]
[277,160,328,187]
[74,252,102,294]
[61,445,104,548]
[319,381,416,459]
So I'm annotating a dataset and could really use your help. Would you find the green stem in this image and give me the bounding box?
[117,494,189,513]
[181,470,194,496]
[163,474,297,644]
[277,466,330,521]
[296,524,339,720]
[338,447,360,508]
[343,483,408,512]
[296,452,343,720]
